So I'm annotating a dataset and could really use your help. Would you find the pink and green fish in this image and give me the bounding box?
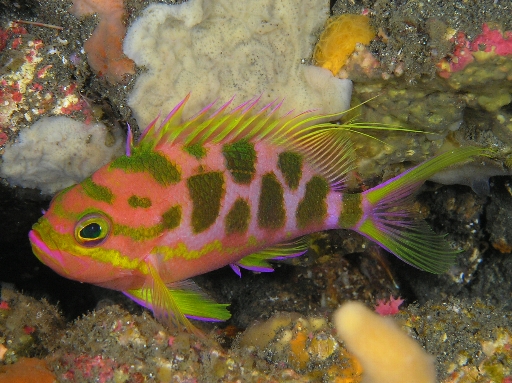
[29,95,484,333]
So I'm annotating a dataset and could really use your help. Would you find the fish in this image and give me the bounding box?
[29,94,485,334]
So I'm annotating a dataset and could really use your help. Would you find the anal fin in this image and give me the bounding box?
[230,235,310,277]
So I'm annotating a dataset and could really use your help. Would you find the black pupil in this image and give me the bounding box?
[80,223,102,239]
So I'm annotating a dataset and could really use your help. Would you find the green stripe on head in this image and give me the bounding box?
[225,198,251,235]
[110,146,181,186]
[113,222,164,240]
[222,139,257,184]
[33,217,142,271]
[296,176,329,229]
[257,172,286,229]
[187,172,225,233]
[82,177,114,204]
[278,151,303,190]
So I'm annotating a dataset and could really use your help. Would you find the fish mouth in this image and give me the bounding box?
[29,227,137,286]
[29,228,69,275]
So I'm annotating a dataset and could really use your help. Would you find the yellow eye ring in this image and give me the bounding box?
[74,213,111,247]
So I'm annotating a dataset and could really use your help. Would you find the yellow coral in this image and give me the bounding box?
[314,14,375,75]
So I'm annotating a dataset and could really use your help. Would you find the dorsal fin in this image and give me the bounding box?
[133,95,415,191]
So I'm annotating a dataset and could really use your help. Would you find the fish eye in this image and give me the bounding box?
[74,213,111,247]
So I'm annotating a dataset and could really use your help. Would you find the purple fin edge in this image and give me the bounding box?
[125,123,133,156]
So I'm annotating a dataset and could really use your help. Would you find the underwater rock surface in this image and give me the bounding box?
[1,287,511,382]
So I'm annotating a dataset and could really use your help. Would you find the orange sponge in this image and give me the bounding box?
[70,0,135,84]
[314,14,375,76]
[0,358,56,383]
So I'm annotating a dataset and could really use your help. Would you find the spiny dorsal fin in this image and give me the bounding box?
[135,95,357,189]
[134,95,424,190]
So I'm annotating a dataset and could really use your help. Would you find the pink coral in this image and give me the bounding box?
[374,295,404,316]
[61,354,119,383]
[0,131,7,146]
[69,0,135,84]
[437,23,512,78]
[471,24,512,56]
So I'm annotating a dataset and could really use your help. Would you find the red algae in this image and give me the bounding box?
[374,295,404,316]
[69,0,135,84]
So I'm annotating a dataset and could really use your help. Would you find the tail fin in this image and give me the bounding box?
[354,146,486,273]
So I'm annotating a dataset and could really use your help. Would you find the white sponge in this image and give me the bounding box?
[0,116,124,195]
[123,0,352,127]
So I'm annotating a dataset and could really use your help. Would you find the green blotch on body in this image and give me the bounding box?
[296,176,329,229]
[162,205,181,230]
[187,172,225,233]
[338,193,362,229]
[184,143,207,159]
[113,223,163,241]
[110,145,180,186]
[278,151,303,190]
[257,172,286,229]
[128,195,152,208]
[225,198,251,235]
[222,140,256,184]
[82,177,114,204]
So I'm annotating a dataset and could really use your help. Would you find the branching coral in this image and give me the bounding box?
[69,0,135,84]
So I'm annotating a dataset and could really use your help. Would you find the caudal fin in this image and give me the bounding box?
[354,146,487,273]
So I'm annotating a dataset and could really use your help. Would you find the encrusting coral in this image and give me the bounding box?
[69,0,135,83]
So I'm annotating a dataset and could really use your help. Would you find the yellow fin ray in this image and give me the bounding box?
[125,260,230,335]
[230,236,310,277]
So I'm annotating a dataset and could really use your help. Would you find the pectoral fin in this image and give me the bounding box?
[124,263,230,335]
